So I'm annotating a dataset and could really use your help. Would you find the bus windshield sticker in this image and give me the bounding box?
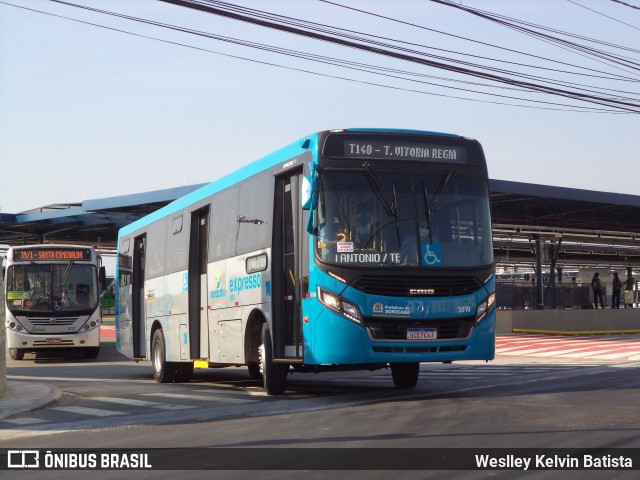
[336,242,354,253]
[421,243,443,266]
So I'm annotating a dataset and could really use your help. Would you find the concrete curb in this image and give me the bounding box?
[0,381,62,420]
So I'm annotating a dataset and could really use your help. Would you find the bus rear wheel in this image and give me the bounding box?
[391,362,420,388]
[152,329,176,383]
[259,323,288,395]
[9,348,25,361]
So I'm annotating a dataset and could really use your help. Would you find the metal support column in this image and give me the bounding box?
[535,235,544,309]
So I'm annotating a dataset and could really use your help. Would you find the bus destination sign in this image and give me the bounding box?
[13,248,92,262]
[343,140,467,162]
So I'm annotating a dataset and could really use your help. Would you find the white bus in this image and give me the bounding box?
[3,244,105,360]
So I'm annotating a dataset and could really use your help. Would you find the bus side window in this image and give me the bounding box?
[146,220,167,278]
[210,186,239,261]
[166,214,188,274]
[237,173,273,255]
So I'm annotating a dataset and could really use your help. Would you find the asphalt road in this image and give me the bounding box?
[3,334,640,479]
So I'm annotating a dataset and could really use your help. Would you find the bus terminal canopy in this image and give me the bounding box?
[2,179,640,267]
[0,184,206,250]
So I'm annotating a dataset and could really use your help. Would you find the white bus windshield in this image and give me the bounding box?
[315,169,493,268]
[6,263,99,314]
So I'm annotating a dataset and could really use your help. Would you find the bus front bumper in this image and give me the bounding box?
[6,328,100,350]
[307,309,496,365]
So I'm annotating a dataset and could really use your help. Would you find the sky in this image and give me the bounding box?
[1,0,639,215]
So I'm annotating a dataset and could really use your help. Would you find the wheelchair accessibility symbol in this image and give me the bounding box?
[421,243,443,266]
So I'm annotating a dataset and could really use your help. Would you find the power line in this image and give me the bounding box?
[429,0,640,74]
[1,0,610,113]
[611,0,640,11]
[569,0,640,32]
[3,0,638,112]
[318,1,640,99]
[321,0,640,83]
[157,0,640,112]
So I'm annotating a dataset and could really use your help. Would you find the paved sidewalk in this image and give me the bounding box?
[0,381,61,420]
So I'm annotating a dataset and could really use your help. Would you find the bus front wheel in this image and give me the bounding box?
[391,362,420,388]
[152,329,176,383]
[259,323,288,395]
[9,348,25,361]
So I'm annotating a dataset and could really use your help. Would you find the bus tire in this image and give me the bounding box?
[259,323,287,395]
[391,362,420,388]
[174,362,194,383]
[152,329,176,383]
[9,348,25,361]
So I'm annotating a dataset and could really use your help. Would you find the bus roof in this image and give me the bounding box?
[117,128,465,239]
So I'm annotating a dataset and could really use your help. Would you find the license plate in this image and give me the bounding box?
[407,328,437,340]
[45,338,62,344]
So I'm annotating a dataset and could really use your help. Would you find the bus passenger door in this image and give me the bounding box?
[273,169,305,360]
[132,235,146,358]
[189,207,209,359]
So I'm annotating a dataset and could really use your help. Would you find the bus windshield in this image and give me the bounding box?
[6,263,99,315]
[315,169,493,268]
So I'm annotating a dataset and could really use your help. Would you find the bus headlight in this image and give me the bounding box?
[318,287,341,311]
[318,287,362,325]
[81,318,100,331]
[475,292,495,324]
[8,321,23,331]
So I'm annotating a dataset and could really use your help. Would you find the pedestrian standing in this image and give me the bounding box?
[591,272,604,309]
[625,273,635,307]
[612,272,622,309]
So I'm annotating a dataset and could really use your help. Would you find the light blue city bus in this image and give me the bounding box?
[115,128,495,394]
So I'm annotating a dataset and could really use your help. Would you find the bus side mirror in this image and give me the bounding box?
[301,175,316,210]
[99,266,107,291]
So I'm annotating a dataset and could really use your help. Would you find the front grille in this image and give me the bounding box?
[373,345,468,354]
[351,275,482,297]
[33,340,76,346]
[364,317,475,341]
[29,317,77,326]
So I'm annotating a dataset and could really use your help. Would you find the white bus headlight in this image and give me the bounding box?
[318,287,362,325]
[81,318,100,331]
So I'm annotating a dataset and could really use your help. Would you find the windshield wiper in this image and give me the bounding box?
[423,184,434,244]
[423,169,456,242]
[362,162,401,243]
[391,183,401,244]
[431,169,456,213]
[362,162,395,218]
